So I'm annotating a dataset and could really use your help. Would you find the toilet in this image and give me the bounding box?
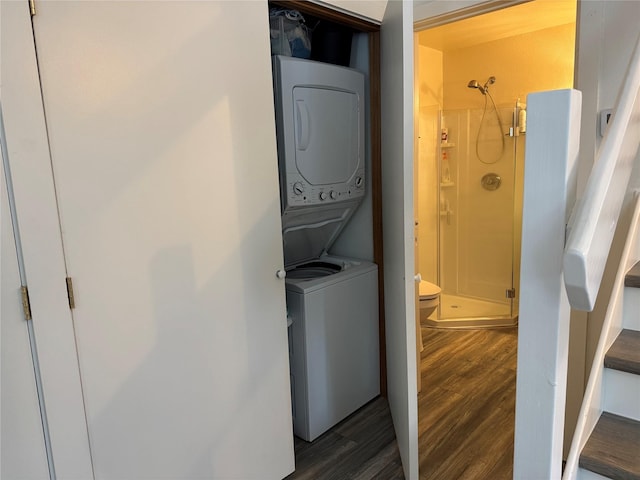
[419,280,441,322]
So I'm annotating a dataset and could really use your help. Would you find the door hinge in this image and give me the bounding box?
[21,286,32,320]
[66,277,75,309]
[29,0,36,16]
[506,288,516,299]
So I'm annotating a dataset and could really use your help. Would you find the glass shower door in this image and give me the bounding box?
[436,106,520,324]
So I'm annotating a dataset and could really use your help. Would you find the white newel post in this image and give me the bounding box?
[513,89,582,479]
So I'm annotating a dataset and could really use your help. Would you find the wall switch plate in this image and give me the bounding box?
[599,108,613,137]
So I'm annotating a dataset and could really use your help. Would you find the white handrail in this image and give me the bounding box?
[562,191,640,480]
[564,33,640,311]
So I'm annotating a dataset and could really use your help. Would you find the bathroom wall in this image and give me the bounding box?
[443,23,576,110]
[444,22,575,303]
[416,45,443,284]
[417,21,575,305]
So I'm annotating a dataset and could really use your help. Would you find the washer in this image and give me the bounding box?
[286,254,379,442]
[272,56,378,441]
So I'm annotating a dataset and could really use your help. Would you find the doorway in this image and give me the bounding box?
[414,0,577,477]
[415,0,577,329]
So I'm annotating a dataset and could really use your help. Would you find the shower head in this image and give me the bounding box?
[467,79,486,95]
[468,76,496,95]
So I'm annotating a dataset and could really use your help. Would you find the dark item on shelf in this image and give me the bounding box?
[311,21,353,66]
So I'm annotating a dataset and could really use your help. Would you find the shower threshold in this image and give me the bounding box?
[424,293,518,329]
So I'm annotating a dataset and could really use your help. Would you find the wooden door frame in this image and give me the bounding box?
[269,1,386,395]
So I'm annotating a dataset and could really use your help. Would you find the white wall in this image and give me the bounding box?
[575,0,640,193]
[331,32,375,261]
[314,0,387,23]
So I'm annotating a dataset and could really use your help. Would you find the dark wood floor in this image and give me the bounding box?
[285,396,404,480]
[419,327,518,480]
[286,326,518,480]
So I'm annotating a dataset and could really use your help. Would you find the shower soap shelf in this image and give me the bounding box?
[440,182,455,188]
[440,142,455,148]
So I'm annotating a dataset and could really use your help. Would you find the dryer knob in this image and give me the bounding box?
[355,176,363,188]
[292,182,304,195]
[330,190,337,199]
[319,191,327,201]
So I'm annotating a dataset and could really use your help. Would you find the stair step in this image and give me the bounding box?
[605,330,640,375]
[626,261,640,288]
[604,368,640,421]
[625,288,640,330]
[580,470,615,480]
[579,412,640,479]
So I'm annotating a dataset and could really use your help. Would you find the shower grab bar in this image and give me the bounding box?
[563,33,640,312]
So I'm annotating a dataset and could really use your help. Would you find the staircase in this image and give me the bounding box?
[561,192,640,480]
[577,263,640,480]
[513,31,639,478]
[558,28,640,480]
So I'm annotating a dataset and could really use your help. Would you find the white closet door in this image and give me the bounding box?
[32,2,293,479]
[1,148,50,480]
[380,1,419,479]
[2,2,94,477]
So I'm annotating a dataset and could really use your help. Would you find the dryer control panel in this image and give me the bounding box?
[285,168,365,207]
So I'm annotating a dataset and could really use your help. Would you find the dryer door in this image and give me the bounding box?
[293,86,360,185]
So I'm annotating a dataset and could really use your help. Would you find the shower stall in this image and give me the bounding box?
[422,95,525,328]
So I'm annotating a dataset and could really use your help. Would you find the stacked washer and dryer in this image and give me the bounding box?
[272,55,380,442]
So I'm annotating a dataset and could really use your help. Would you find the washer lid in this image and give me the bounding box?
[419,281,441,298]
[282,201,360,267]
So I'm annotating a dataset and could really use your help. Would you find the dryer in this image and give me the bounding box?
[272,55,365,224]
